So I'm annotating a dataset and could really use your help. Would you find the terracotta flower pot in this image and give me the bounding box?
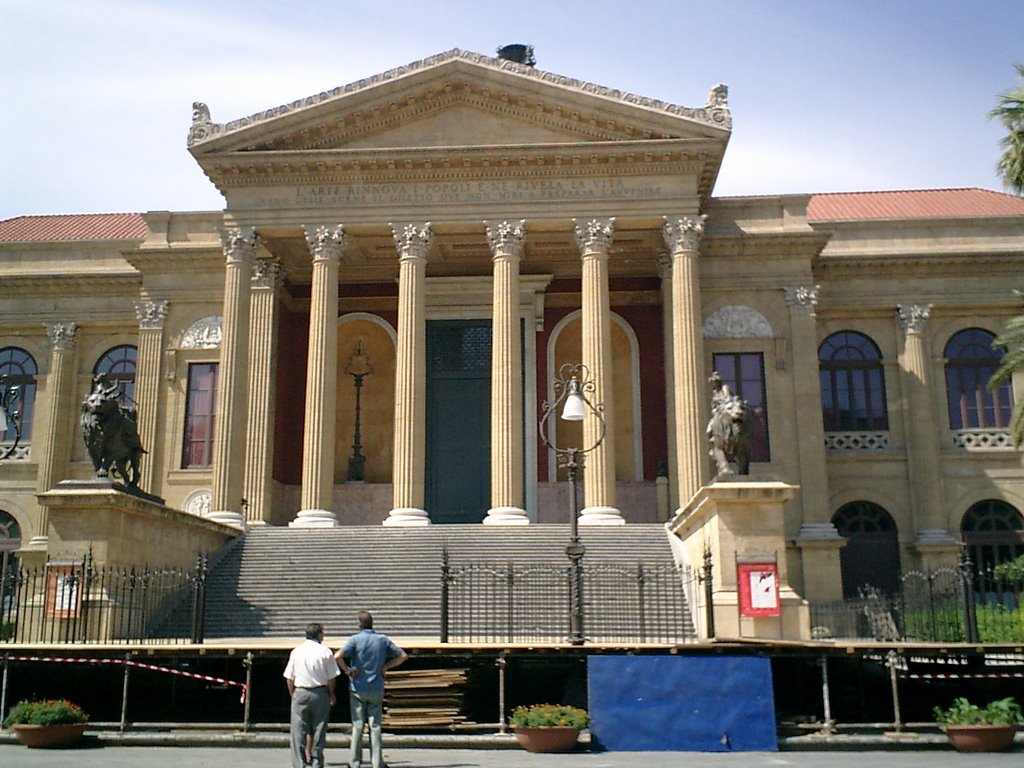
[11,722,88,748]
[944,724,1018,753]
[513,725,581,753]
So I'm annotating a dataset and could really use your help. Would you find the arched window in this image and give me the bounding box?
[93,345,138,407]
[0,347,38,443]
[818,331,888,431]
[961,499,1024,574]
[833,501,901,598]
[944,329,1012,430]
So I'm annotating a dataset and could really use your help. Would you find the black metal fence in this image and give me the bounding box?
[0,553,206,644]
[809,560,1024,643]
[439,551,698,644]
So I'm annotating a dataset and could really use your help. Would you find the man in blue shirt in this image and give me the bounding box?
[336,610,407,768]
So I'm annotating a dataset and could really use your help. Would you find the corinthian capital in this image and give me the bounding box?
[783,285,820,316]
[303,224,348,262]
[897,304,932,335]
[252,257,284,289]
[45,322,77,351]
[221,227,260,264]
[135,300,169,330]
[572,217,615,256]
[662,215,706,253]
[485,219,526,260]
[390,222,433,260]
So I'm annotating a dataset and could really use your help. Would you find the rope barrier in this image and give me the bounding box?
[2,654,248,703]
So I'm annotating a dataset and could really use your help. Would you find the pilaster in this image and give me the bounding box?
[484,220,529,525]
[573,218,622,525]
[134,300,168,495]
[385,222,432,527]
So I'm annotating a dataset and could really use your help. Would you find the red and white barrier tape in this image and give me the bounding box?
[2,655,248,703]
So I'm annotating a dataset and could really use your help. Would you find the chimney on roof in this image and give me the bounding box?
[496,44,536,67]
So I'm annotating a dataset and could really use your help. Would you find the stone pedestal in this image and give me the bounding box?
[667,480,810,640]
[794,522,847,602]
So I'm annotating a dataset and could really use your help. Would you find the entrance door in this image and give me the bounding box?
[426,320,491,523]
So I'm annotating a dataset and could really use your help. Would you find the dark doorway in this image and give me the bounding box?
[426,320,491,523]
[833,501,901,597]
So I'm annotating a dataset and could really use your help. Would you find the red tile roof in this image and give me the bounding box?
[807,188,1024,222]
[0,213,147,243]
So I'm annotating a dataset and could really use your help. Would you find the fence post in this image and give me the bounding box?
[506,560,515,644]
[439,546,450,644]
[958,548,979,643]
[191,553,207,644]
[702,545,715,639]
[243,652,253,731]
[120,651,132,732]
[637,563,647,643]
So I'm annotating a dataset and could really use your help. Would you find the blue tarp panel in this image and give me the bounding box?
[587,655,777,752]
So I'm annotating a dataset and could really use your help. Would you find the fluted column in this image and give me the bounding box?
[484,220,528,525]
[30,321,77,547]
[294,226,346,527]
[663,216,707,510]
[245,258,282,525]
[658,253,679,514]
[134,300,168,495]
[209,227,258,528]
[385,222,432,527]
[898,304,956,559]
[573,218,623,525]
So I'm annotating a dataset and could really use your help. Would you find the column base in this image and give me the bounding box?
[25,535,49,550]
[383,507,431,526]
[483,506,529,525]
[289,509,339,527]
[578,505,625,525]
[206,510,246,528]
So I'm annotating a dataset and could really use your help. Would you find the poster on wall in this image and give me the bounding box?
[737,561,780,617]
[44,563,84,619]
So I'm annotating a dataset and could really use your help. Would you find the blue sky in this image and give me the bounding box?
[1,0,1021,219]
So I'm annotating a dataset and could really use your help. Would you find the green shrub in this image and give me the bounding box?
[933,696,1022,726]
[510,703,589,729]
[976,604,1024,643]
[0,619,14,641]
[3,698,88,727]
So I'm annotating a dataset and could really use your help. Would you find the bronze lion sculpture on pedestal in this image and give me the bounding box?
[81,374,146,488]
[706,372,754,477]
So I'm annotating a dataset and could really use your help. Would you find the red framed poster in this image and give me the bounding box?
[737,562,780,617]
[44,563,84,619]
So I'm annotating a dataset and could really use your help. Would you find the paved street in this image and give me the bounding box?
[1,744,1023,768]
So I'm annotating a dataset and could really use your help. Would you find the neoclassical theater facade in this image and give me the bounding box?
[3,48,1024,602]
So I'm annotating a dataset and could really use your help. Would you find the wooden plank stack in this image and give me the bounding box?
[383,668,469,729]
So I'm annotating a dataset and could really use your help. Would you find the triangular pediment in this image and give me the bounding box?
[188,49,731,156]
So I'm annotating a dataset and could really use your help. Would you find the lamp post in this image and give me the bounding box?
[0,375,21,461]
[539,362,606,645]
[345,340,373,482]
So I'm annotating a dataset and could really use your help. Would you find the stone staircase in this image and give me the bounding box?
[187,524,691,642]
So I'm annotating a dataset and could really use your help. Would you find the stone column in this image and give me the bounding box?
[898,304,957,564]
[658,253,679,514]
[484,220,529,525]
[134,300,168,495]
[785,286,845,602]
[245,258,282,525]
[209,227,258,528]
[30,321,77,547]
[295,226,346,527]
[573,218,622,525]
[662,216,707,510]
[385,222,432,527]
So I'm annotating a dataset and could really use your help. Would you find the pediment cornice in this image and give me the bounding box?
[188,49,731,153]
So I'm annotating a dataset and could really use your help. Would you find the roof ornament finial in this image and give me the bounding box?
[496,43,536,67]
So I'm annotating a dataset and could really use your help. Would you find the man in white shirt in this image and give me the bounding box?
[284,622,341,768]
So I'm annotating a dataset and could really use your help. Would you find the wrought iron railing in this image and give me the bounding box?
[440,551,698,644]
[0,552,206,644]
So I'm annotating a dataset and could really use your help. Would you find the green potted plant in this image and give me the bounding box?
[3,698,89,748]
[933,696,1021,752]
[509,703,589,753]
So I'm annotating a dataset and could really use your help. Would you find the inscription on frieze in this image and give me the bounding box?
[254,177,668,209]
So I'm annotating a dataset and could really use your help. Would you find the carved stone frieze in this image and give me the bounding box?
[180,316,223,350]
[897,304,932,335]
[303,225,348,262]
[783,285,820,316]
[390,222,433,260]
[703,305,774,339]
[573,218,615,255]
[662,215,706,253]
[135,300,169,330]
[45,322,77,351]
[485,219,526,259]
[221,227,260,264]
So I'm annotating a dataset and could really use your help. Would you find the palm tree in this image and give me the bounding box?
[990,290,1024,445]
[990,64,1024,195]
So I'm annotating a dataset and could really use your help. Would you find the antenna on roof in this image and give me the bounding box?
[496,44,536,67]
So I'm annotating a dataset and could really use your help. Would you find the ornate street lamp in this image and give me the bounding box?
[0,375,21,461]
[538,362,606,645]
[345,340,373,482]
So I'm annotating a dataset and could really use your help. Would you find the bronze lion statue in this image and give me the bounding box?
[81,374,146,488]
[706,372,754,477]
